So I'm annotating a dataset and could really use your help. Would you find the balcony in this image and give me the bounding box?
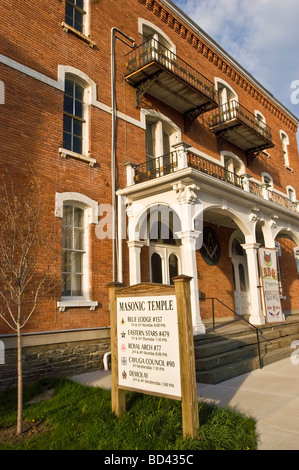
[124,147,298,214]
[210,101,274,163]
[124,39,218,131]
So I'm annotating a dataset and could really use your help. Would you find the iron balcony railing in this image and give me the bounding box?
[134,151,178,184]
[187,151,243,188]
[133,150,298,214]
[210,100,273,144]
[125,38,216,103]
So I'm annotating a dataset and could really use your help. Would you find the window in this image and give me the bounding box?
[255,111,266,135]
[281,131,290,167]
[55,192,98,311]
[144,112,180,175]
[287,186,296,202]
[262,173,273,188]
[294,248,299,275]
[62,205,85,297]
[215,79,238,123]
[65,0,86,34]
[63,79,85,155]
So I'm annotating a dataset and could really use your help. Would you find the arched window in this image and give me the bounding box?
[215,79,238,123]
[169,253,178,285]
[144,110,180,175]
[151,253,163,284]
[280,131,290,167]
[55,192,98,310]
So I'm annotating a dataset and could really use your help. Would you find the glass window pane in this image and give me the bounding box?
[239,264,246,292]
[63,132,72,151]
[151,253,162,284]
[75,100,83,118]
[76,0,84,9]
[74,228,84,250]
[74,207,84,227]
[72,274,82,296]
[73,135,82,154]
[73,251,83,273]
[65,79,74,97]
[62,250,72,272]
[169,254,178,285]
[62,227,73,249]
[63,206,73,225]
[62,274,72,297]
[64,95,73,114]
[73,119,83,137]
[63,114,72,133]
[75,83,84,101]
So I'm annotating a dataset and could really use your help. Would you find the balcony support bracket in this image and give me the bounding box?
[246,144,271,166]
[134,72,162,108]
[184,103,210,133]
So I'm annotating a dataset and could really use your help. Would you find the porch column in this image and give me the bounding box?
[127,241,144,285]
[241,243,265,325]
[178,230,206,335]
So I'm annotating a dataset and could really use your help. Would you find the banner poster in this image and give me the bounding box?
[258,247,285,324]
[116,295,181,399]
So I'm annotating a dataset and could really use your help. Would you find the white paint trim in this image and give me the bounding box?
[55,191,99,224]
[0,55,145,129]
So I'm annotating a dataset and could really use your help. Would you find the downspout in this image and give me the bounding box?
[111,28,135,282]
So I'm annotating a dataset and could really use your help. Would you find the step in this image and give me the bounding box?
[196,346,293,385]
[194,319,299,384]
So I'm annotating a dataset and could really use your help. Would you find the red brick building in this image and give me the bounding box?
[1,0,299,386]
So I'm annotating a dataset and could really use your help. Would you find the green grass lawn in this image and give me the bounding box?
[0,377,258,450]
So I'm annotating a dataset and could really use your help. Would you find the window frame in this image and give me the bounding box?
[60,73,96,167]
[55,192,98,311]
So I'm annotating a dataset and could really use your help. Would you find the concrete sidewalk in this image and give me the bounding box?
[72,357,299,451]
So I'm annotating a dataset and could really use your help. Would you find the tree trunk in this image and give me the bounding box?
[16,316,23,436]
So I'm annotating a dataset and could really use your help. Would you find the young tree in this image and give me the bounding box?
[0,176,57,435]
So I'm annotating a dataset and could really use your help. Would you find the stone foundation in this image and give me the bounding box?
[0,328,111,390]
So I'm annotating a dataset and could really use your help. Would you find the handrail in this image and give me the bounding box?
[203,297,265,369]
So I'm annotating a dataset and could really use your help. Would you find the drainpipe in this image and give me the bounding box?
[111,28,135,282]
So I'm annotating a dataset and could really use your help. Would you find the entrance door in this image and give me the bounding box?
[232,257,251,316]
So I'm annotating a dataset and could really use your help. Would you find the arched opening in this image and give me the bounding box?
[151,252,163,284]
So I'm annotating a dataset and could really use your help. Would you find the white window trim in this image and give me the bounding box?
[55,192,98,311]
[138,18,176,53]
[280,130,293,171]
[149,244,181,285]
[214,78,239,103]
[60,67,96,166]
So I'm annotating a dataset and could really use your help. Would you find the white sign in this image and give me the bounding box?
[258,248,284,323]
[117,295,181,398]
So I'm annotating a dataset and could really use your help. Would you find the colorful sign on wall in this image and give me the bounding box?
[258,247,284,323]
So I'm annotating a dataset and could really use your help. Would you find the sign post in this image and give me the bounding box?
[108,276,199,439]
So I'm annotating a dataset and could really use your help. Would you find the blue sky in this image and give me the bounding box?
[172,0,299,122]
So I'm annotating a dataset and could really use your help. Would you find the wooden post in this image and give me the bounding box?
[108,282,126,417]
[173,275,199,439]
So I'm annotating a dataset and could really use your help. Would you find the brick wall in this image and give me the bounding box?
[0,0,298,340]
